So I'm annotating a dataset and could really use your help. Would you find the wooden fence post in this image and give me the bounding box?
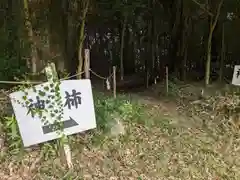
[45,63,58,82]
[113,66,116,98]
[84,49,90,79]
[45,62,73,169]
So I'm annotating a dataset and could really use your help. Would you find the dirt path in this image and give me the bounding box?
[129,93,201,129]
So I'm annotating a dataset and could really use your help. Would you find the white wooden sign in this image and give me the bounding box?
[232,65,240,86]
[10,79,96,147]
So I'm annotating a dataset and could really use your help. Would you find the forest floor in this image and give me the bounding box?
[1,81,240,179]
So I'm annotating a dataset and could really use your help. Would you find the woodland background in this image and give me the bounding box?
[2,1,240,179]
[1,0,239,87]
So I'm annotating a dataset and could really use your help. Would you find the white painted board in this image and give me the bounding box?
[10,79,96,147]
[232,65,240,86]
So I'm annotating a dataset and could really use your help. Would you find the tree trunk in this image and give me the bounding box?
[124,24,135,74]
[169,0,183,75]
[151,0,156,79]
[179,4,186,80]
[219,22,225,82]
[182,43,188,81]
[23,0,38,73]
[120,16,127,80]
[77,0,89,79]
[65,1,79,76]
[204,0,223,86]
[6,0,21,61]
[205,25,213,85]
[48,0,67,73]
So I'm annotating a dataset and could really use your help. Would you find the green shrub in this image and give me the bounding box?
[93,92,143,132]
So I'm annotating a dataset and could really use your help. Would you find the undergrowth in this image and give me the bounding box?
[0,91,146,159]
[2,87,240,179]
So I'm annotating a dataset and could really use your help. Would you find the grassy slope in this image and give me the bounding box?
[0,90,240,180]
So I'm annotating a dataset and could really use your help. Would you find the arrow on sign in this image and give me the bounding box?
[42,117,79,134]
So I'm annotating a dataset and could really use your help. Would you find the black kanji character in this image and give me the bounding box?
[64,89,81,109]
[237,69,240,78]
[28,96,45,117]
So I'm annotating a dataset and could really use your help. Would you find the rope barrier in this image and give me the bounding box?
[60,71,85,80]
[89,69,107,80]
[0,80,43,85]
[0,71,85,85]
[89,69,114,80]
[108,72,114,78]
[0,69,113,85]
[0,68,115,100]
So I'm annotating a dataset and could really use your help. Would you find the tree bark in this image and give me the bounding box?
[169,0,183,75]
[77,0,89,79]
[120,15,127,80]
[151,0,156,79]
[65,1,79,77]
[182,42,188,80]
[124,24,135,74]
[219,22,225,82]
[23,0,38,73]
[205,0,223,86]
[205,23,213,85]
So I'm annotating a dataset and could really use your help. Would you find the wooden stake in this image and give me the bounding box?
[45,62,73,169]
[166,66,169,95]
[113,66,116,98]
[45,63,58,81]
[84,49,90,79]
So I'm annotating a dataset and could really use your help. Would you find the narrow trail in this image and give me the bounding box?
[128,93,200,129]
[94,82,203,131]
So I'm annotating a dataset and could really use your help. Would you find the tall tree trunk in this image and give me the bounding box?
[205,0,223,86]
[49,0,66,73]
[169,0,182,75]
[181,12,191,81]
[124,24,135,74]
[151,0,156,79]
[120,16,127,80]
[219,22,225,82]
[66,1,78,76]
[182,43,188,80]
[179,0,186,80]
[61,0,69,73]
[23,0,38,73]
[144,0,155,87]
[6,0,20,60]
[77,0,89,79]
[205,17,213,86]
[130,29,136,73]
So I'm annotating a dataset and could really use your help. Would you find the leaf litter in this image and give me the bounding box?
[1,86,240,179]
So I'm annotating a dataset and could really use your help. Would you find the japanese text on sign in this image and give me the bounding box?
[10,79,96,147]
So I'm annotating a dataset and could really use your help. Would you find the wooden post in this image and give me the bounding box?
[166,66,169,96]
[45,62,73,169]
[84,49,90,79]
[45,63,58,82]
[113,66,116,98]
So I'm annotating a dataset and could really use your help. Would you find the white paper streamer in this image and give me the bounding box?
[106,78,111,90]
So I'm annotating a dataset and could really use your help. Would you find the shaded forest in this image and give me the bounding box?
[3,1,240,179]
[0,0,240,87]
